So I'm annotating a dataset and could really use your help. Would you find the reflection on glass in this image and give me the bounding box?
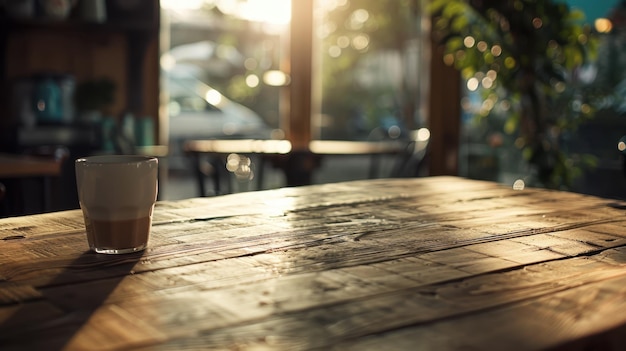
[161,0,290,173]
[313,0,429,142]
[513,179,525,191]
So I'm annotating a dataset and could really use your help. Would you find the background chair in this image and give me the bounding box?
[11,145,71,214]
[390,129,430,178]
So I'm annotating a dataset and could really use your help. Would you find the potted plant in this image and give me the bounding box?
[430,0,600,189]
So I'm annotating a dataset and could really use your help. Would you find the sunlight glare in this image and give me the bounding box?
[417,128,430,142]
[238,0,291,25]
[263,70,290,86]
[161,0,204,10]
[206,89,223,106]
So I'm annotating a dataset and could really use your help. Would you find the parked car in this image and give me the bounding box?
[166,67,272,170]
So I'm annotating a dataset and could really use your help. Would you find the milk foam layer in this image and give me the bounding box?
[76,155,158,221]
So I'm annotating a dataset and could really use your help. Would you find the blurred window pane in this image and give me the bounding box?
[161,0,430,179]
[161,1,288,132]
[161,1,290,170]
[313,0,429,141]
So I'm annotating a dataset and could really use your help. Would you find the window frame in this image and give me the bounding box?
[285,0,460,175]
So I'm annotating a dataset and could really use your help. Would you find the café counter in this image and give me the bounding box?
[2,176,626,350]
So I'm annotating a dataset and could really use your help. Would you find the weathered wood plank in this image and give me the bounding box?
[1,234,622,350]
[0,184,623,295]
[328,251,626,351]
[2,177,626,350]
[78,246,623,351]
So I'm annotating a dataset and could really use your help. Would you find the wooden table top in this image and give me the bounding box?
[184,139,293,155]
[308,139,406,155]
[1,176,626,350]
[0,153,62,178]
[184,139,412,155]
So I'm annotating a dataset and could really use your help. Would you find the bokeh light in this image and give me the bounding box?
[246,74,260,88]
[417,128,430,142]
[476,41,488,52]
[263,70,290,86]
[328,45,342,58]
[504,57,516,69]
[467,77,479,91]
[226,154,254,181]
[350,9,370,29]
[595,18,613,33]
[490,45,502,57]
[244,58,258,70]
[337,36,350,48]
[205,89,223,106]
[352,34,370,51]
[482,77,493,89]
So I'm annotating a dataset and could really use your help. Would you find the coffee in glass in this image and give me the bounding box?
[75,155,158,254]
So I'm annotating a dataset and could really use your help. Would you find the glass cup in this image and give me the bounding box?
[75,155,158,254]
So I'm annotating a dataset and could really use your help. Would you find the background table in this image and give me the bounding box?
[0,152,62,178]
[184,138,426,196]
[184,139,293,195]
[0,152,65,215]
[2,176,626,350]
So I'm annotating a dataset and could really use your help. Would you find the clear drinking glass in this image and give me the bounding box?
[75,155,158,254]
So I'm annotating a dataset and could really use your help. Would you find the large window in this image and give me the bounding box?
[160,0,430,186]
[160,0,290,172]
[456,1,626,198]
[314,0,429,142]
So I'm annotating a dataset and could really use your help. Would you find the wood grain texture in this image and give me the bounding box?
[1,176,626,350]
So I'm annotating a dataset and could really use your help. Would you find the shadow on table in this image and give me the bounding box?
[0,250,143,350]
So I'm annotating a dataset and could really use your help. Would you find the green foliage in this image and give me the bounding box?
[189,1,423,139]
[431,0,600,189]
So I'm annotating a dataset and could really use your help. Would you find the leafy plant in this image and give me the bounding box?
[430,0,600,189]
